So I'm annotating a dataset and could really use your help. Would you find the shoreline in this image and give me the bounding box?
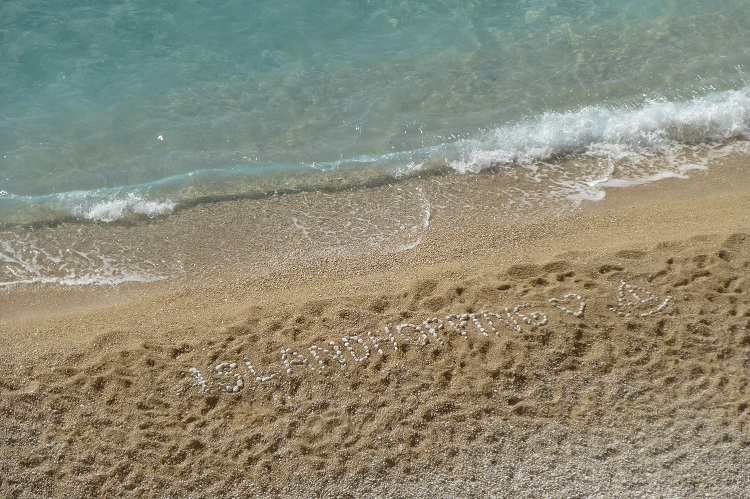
[2,152,749,496]
[3,148,748,338]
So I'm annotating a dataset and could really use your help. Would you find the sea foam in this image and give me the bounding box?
[446,86,750,174]
[75,193,176,223]
[2,87,749,227]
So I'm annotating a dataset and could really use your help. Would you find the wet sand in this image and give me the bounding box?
[1,153,749,497]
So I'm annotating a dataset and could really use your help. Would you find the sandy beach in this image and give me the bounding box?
[2,151,750,497]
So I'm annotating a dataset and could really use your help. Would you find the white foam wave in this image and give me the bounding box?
[447,87,750,173]
[4,87,750,229]
[73,193,176,222]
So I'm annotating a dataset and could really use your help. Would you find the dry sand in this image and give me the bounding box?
[1,154,750,497]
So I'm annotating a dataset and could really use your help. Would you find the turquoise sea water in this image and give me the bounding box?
[2,0,750,285]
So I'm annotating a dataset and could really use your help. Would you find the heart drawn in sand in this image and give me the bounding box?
[548,293,586,317]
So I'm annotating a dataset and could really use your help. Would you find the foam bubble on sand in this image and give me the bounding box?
[0,228,167,287]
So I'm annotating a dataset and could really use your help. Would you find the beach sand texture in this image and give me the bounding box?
[1,159,750,497]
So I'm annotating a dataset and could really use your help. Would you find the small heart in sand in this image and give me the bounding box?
[549,294,586,317]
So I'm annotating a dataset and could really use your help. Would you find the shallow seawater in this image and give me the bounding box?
[1,0,750,286]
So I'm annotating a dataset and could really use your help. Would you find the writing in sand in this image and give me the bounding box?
[187,281,671,394]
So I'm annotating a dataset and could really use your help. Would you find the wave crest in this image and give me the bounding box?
[73,193,176,223]
[447,87,750,173]
[3,86,750,227]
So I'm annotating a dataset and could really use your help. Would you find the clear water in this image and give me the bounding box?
[2,0,750,284]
